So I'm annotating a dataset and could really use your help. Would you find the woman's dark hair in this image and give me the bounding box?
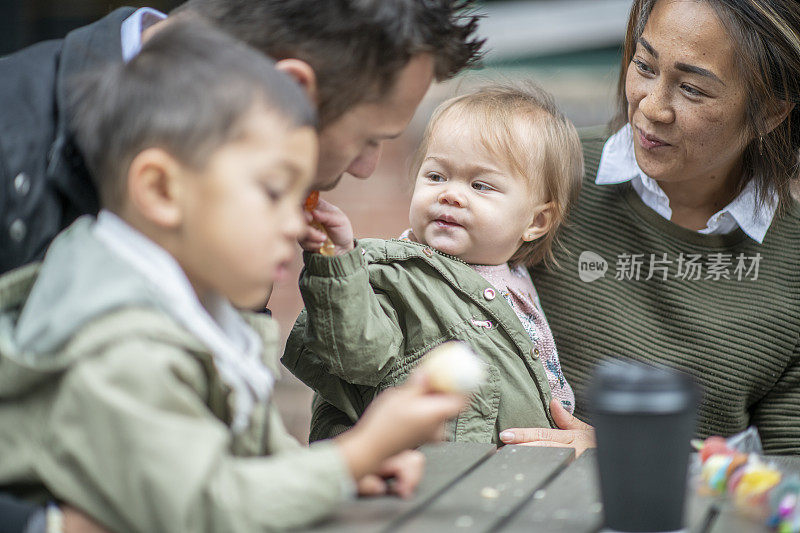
[612,0,800,211]
[69,18,315,210]
[174,0,485,127]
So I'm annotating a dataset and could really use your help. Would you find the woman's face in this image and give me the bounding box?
[626,0,751,186]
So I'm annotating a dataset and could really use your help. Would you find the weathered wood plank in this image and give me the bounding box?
[308,442,496,533]
[500,449,600,533]
[392,446,574,533]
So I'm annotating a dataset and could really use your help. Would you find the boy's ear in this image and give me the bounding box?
[275,59,318,105]
[522,202,556,242]
[127,148,185,228]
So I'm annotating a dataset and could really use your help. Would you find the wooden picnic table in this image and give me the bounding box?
[309,443,800,533]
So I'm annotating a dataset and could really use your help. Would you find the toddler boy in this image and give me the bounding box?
[0,19,464,532]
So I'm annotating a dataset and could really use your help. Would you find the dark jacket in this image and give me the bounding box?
[0,9,134,530]
[0,8,134,273]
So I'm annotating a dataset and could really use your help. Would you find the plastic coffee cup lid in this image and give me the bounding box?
[588,360,699,415]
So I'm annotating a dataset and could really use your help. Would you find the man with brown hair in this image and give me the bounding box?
[1,0,483,273]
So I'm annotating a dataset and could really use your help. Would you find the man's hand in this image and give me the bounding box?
[356,450,425,499]
[300,198,355,255]
[499,399,596,456]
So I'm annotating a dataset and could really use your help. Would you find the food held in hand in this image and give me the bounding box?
[304,190,336,256]
[420,341,485,393]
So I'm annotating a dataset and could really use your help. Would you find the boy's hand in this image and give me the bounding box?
[63,505,110,533]
[300,198,355,255]
[356,450,425,498]
[335,370,466,483]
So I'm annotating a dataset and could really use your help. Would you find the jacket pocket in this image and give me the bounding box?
[453,362,501,444]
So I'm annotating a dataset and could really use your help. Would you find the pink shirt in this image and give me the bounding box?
[470,262,575,414]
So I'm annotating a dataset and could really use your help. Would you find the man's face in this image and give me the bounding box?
[314,53,435,190]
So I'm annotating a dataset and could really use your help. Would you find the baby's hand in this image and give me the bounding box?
[300,198,355,255]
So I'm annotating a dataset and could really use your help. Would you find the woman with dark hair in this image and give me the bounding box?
[501,0,800,454]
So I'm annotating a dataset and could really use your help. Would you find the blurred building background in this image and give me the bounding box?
[2,0,630,442]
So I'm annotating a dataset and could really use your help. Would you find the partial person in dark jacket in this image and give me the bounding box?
[0,8,133,273]
[0,0,483,273]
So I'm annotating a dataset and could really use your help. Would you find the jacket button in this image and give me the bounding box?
[423,247,433,257]
[14,173,30,196]
[531,347,540,359]
[9,219,26,243]
[483,287,496,300]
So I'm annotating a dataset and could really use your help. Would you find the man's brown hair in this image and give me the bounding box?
[174,0,485,127]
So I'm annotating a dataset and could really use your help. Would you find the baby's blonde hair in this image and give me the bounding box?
[410,83,584,267]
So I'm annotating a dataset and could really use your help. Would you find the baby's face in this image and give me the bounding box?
[179,108,316,308]
[409,114,544,265]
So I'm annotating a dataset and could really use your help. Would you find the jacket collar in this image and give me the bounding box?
[596,124,777,244]
[93,211,274,433]
[121,8,167,62]
[48,8,136,214]
[362,238,535,355]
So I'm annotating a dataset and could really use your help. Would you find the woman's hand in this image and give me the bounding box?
[299,198,355,255]
[499,399,596,457]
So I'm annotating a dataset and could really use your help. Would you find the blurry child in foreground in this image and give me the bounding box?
[0,20,466,532]
[284,85,584,444]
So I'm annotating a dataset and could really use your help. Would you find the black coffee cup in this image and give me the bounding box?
[588,360,700,533]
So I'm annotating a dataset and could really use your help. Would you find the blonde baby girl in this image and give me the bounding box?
[284,84,584,443]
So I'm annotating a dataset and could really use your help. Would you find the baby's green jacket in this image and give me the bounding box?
[0,218,351,533]
[282,239,556,444]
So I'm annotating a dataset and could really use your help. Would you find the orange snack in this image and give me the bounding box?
[304,191,336,256]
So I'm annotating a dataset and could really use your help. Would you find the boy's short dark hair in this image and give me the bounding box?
[174,0,485,126]
[69,18,315,210]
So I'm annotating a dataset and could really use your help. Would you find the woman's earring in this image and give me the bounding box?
[759,135,764,156]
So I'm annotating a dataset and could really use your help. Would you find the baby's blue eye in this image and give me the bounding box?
[427,172,445,182]
[472,182,492,191]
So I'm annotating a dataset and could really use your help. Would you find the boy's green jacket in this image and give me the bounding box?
[0,218,351,533]
[282,239,556,444]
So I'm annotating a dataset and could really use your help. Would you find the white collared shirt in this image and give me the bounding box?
[595,124,777,243]
[93,210,274,433]
[120,7,167,62]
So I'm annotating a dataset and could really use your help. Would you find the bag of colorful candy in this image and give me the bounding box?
[693,426,800,532]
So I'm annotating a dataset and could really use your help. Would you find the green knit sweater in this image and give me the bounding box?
[531,128,800,454]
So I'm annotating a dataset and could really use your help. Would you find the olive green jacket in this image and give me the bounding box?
[282,239,556,444]
[0,219,351,533]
